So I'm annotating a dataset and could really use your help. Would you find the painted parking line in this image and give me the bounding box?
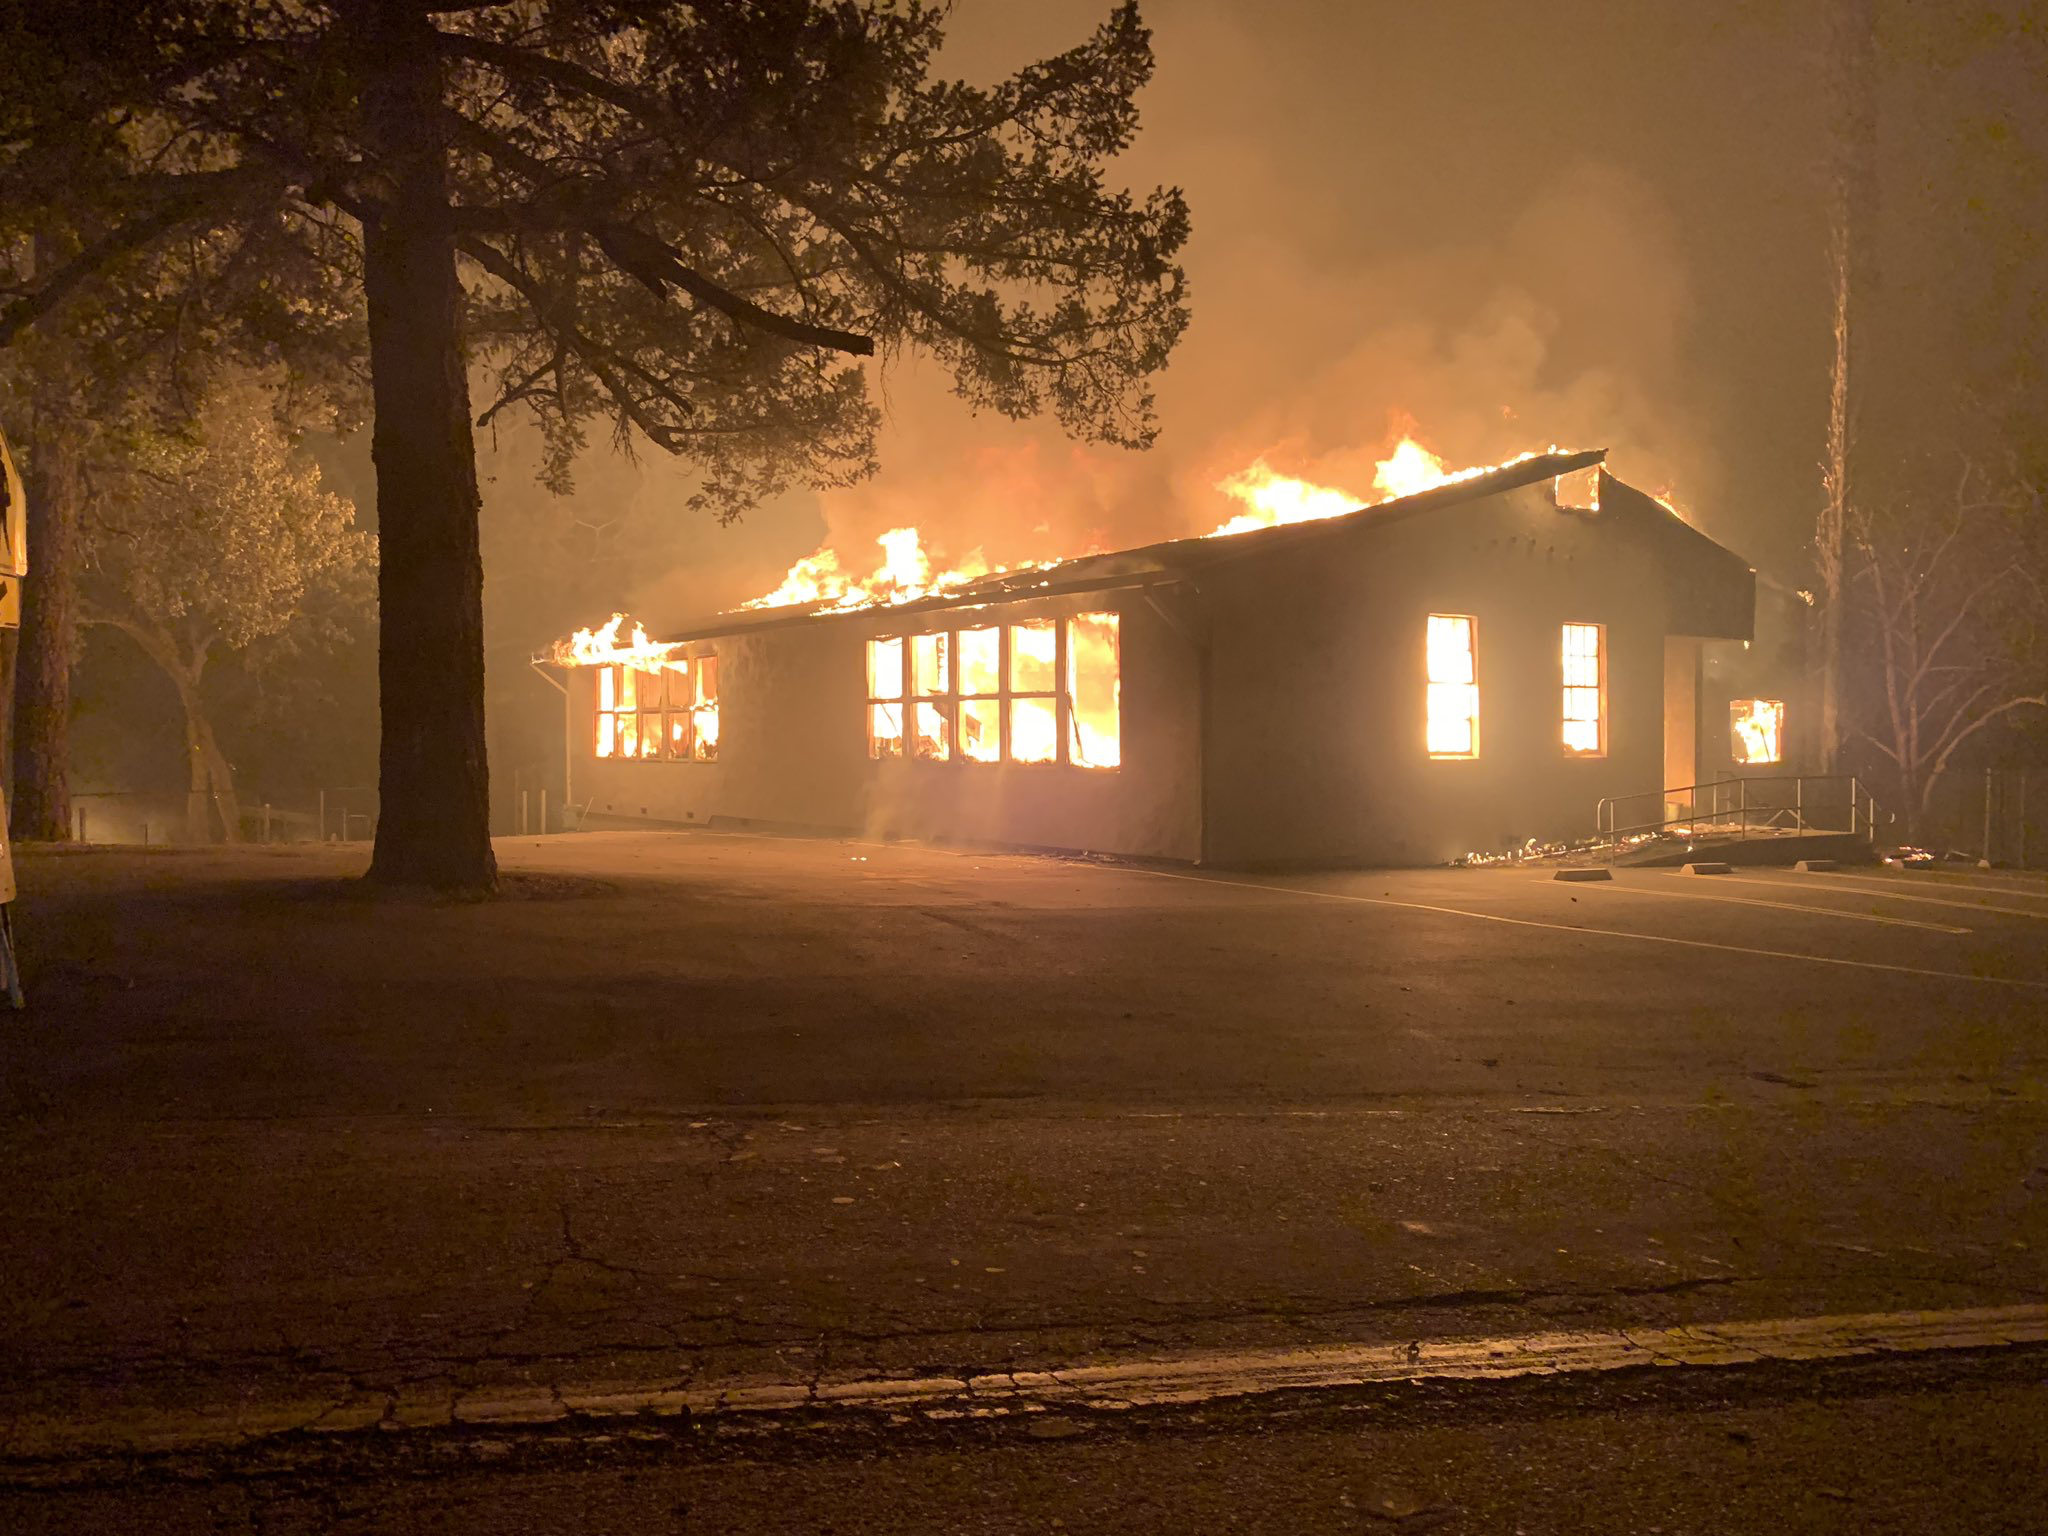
[1706,871,2048,920]
[1829,871,2048,901]
[1118,867,2048,990]
[1611,875,1970,933]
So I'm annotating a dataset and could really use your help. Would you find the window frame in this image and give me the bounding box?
[863,612,1120,771]
[592,651,719,765]
[865,635,907,760]
[1425,612,1480,760]
[1560,621,1606,758]
[1729,698,1785,766]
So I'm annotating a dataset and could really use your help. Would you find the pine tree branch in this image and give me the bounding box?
[0,168,278,347]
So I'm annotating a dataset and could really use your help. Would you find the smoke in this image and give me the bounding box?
[661,157,1711,616]
[566,0,1860,633]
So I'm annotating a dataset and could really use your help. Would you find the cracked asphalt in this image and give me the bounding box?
[2,831,2045,1529]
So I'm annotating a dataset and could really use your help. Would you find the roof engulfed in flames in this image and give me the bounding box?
[741,434,1546,618]
[548,427,1621,664]
[1205,437,1560,541]
[738,526,1040,613]
[549,612,687,669]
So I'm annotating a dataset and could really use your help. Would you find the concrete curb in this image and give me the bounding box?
[8,1304,2046,1461]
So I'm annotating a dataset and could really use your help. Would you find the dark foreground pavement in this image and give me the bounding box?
[3,832,2045,1526]
[9,1354,2048,1535]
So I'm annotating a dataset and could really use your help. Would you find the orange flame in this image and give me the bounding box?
[1207,434,1550,539]
[1209,460,1363,537]
[662,425,1593,631]
[744,526,1054,612]
[550,612,686,669]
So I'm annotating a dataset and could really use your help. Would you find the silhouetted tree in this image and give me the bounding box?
[1844,456,2045,838]
[0,1,1189,890]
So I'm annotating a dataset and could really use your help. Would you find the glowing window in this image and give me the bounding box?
[866,637,905,758]
[1007,621,1058,764]
[911,633,950,760]
[656,660,690,761]
[595,662,683,761]
[1066,612,1120,769]
[1561,622,1605,757]
[1730,699,1784,765]
[866,618,1122,769]
[1425,614,1479,758]
[1554,465,1600,512]
[958,627,1001,763]
[690,654,719,761]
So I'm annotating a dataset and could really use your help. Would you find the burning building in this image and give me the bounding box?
[550,449,1755,866]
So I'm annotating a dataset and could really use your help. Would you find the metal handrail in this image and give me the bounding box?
[1596,774,1882,860]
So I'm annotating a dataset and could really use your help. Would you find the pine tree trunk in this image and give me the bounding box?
[10,407,82,842]
[356,0,494,891]
[1817,0,1877,772]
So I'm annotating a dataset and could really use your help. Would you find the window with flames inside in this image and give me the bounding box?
[1425,614,1479,758]
[1729,698,1785,766]
[1560,622,1606,756]
[593,656,719,761]
[865,613,1120,768]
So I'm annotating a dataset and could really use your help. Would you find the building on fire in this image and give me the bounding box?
[556,449,1767,866]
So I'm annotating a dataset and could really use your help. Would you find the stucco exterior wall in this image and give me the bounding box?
[573,592,1204,861]
[1198,482,1686,866]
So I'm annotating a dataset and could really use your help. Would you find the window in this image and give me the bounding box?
[1008,620,1058,765]
[594,662,664,760]
[691,655,720,761]
[958,627,1001,763]
[1425,614,1479,758]
[911,632,950,760]
[866,636,905,758]
[862,615,1122,769]
[593,656,716,761]
[1067,612,1120,768]
[1561,622,1605,756]
[1730,699,1784,765]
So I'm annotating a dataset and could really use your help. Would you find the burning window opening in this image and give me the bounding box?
[1426,614,1479,759]
[959,626,1002,763]
[1007,620,1059,765]
[861,616,1119,770]
[1730,698,1785,766]
[1561,622,1605,756]
[691,655,720,761]
[866,636,905,759]
[911,632,950,761]
[594,657,710,762]
[1066,612,1121,769]
[1554,465,1601,512]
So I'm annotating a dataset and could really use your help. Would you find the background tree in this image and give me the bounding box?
[81,380,372,842]
[1843,455,2045,840]
[2,326,89,842]
[0,0,1190,891]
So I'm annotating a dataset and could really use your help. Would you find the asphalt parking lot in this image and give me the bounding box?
[2,831,2044,1492]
